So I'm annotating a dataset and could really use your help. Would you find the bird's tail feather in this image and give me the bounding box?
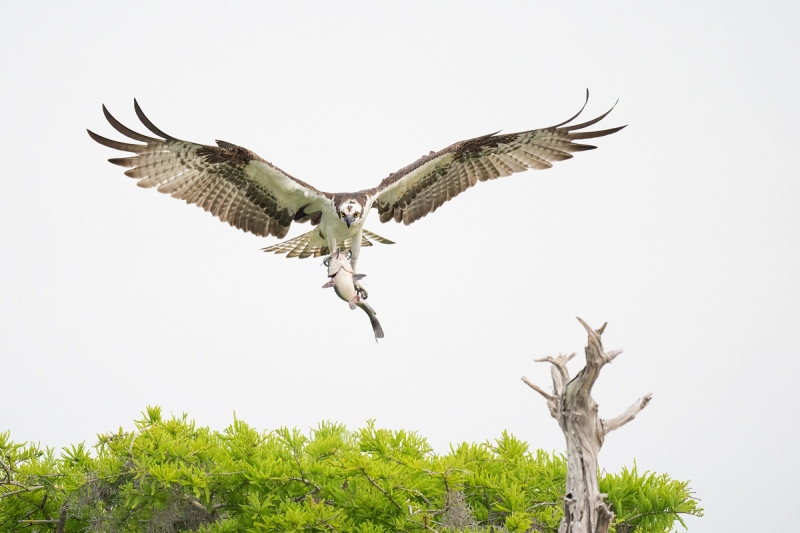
[362,229,395,246]
[262,228,395,259]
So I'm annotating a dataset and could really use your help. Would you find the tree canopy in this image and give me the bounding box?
[0,407,701,532]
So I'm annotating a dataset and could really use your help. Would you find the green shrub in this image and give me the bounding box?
[0,407,701,532]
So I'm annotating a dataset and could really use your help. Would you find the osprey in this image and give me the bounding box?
[88,91,624,295]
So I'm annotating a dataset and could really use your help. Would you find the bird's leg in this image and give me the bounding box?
[323,232,340,268]
[349,236,368,299]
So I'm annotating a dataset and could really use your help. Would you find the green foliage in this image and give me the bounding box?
[0,408,702,532]
[601,464,703,533]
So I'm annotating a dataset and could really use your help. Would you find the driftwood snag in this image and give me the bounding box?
[522,318,652,533]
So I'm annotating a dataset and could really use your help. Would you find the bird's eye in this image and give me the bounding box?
[339,212,344,218]
[353,212,360,219]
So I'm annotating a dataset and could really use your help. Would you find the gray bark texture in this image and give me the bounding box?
[522,318,652,533]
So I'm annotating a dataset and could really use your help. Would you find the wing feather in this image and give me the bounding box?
[216,185,241,224]
[156,170,202,195]
[88,101,330,239]
[372,91,625,225]
[102,103,160,143]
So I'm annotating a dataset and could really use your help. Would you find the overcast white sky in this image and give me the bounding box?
[2,2,798,531]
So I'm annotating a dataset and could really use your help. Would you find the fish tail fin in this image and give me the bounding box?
[369,313,385,341]
[358,303,384,341]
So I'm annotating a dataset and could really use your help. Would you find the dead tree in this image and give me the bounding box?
[522,318,652,533]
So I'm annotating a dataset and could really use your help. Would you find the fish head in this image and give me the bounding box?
[326,250,354,277]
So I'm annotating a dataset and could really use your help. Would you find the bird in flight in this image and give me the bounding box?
[88,91,624,296]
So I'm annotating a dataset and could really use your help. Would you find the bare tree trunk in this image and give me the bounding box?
[522,318,652,533]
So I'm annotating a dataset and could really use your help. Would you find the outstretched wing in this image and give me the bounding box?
[88,100,331,239]
[371,91,626,225]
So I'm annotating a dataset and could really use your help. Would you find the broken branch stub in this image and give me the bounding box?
[521,318,652,533]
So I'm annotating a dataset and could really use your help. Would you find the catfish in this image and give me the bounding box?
[323,251,384,341]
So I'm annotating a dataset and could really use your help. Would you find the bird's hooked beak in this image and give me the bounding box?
[343,215,355,228]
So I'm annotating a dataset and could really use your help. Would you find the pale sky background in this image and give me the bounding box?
[2,2,798,531]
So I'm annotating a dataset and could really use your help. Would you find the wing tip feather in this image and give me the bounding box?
[133,99,176,140]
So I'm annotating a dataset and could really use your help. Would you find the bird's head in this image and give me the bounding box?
[336,199,364,228]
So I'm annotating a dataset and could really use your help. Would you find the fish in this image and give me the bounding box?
[323,251,384,341]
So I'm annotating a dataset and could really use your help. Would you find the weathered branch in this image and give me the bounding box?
[522,318,652,533]
[521,376,559,418]
[602,394,653,435]
[534,352,576,397]
[521,376,555,402]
